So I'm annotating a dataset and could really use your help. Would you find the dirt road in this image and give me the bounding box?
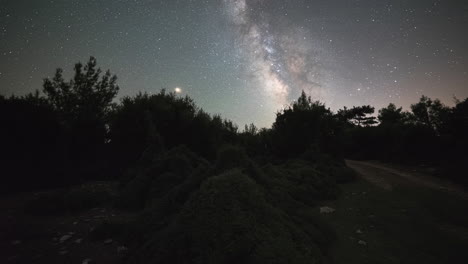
[321,160,468,264]
[345,160,468,200]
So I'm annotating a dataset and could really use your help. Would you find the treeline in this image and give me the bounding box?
[1,57,467,193]
[0,57,347,193]
[339,96,468,186]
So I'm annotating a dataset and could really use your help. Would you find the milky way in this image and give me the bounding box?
[223,0,333,106]
[1,0,467,127]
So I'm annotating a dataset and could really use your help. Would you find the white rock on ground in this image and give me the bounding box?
[82,258,93,264]
[117,246,128,254]
[356,229,363,234]
[104,239,113,244]
[59,234,72,243]
[319,206,336,214]
[358,240,367,246]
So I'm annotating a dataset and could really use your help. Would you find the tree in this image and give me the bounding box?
[42,57,119,179]
[0,92,64,192]
[244,123,258,135]
[449,98,468,138]
[337,105,376,126]
[378,103,405,125]
[43,56,118,142]
[272,90,339,158]
[410,95,451,133]
[43,56,118,124]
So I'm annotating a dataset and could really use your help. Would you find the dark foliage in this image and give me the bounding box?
[271,91,343,159]
[43,56,119,180]
[342,96,468,186]
[0,92,65,192]
[2,57,467,263]
[109,91,238,173]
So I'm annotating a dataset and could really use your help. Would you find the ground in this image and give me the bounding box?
[322,160,468,264]
[0,183,135,264]
[1,162,468,264]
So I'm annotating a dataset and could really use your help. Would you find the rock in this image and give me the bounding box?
[82,258,94,264]
[75,238,83,244]
[104,238,113,244]
[319,206,336,214]
[59,250,68,255]
[73,221,78,225]
[59,234,72,243]
[117,245,128,254]
[11,240,21,245]
[358,240,367,246]
[356,229,363,234]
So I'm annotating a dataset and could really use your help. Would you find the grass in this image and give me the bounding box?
[322,177,468,264]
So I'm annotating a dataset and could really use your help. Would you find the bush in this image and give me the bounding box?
[214,145,250,173]
[116,146,209,210]
[126,169,327,264]
[64,183,113,211]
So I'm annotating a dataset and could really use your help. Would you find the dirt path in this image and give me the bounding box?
[322,160,468,264]
[345,160,468,200]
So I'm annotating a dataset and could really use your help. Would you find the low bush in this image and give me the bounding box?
[115,146,209,210]
[126,169,327,264]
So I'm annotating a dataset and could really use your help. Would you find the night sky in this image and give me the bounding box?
[1,0,467,127]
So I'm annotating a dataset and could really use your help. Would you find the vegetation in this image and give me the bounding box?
[1,57,467,263]
[342,97,468,186]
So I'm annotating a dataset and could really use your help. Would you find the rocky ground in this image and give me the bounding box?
[1,183,136,264]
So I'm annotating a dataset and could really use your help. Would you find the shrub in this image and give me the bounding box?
[126,169,327,264]
[116,146,209,210]
[64,183,113,211]
[214,145,250,173]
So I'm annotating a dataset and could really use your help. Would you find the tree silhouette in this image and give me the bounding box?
[272,90,340,158]
[42,57,119,179]
[378,103,406,125]
[410,95,450,133]
[43,56,119,127]
[337,105,376,126]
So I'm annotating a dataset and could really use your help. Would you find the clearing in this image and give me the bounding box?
[320,160,468,264]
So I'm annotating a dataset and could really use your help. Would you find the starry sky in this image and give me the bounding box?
[1,0,467,127]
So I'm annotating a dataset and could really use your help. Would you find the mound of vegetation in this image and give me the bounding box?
[127,170,328,264]
[114,144,346,264]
